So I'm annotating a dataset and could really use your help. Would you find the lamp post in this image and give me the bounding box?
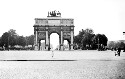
[8,35,9,51]
[8,34,12,51]
[98,37,99,50]
[123,32,125,52]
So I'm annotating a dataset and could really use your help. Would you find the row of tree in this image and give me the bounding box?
[107,40,125,50]
[0,28,109,50]
[74,28,108,50]
[0,29,34,50]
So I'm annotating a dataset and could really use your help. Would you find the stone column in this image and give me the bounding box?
[59,36,61,50]
[38,40,41,50]
[45,29,49,50]
[48,36,50,51]
[68,41,70,50]
[60,31,64,50]
[70,31,74,50]
[34,30,38,50]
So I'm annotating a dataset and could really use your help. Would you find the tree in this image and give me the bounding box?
[0,29,18,49]
[119,42,125,49]
[74,28,95,50]
[107,41,125,51]
[92,34,108,50]
[0,37,2,47]
[84,28,94,34]
[17,36,26,47]
[8,29,17,36]
[101,34,108,46]
[107,41,115,49]
[81,34,95,49]
[74,29,85,46]
[8,29,18,47]
[81,29,95,50]
[27,35,34,46]
[74,29,86,49]
[1,32,9,48]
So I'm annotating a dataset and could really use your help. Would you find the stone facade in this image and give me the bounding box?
[33,16,75,51]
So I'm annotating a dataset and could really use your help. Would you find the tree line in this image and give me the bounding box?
[2,28,124,51]
[0,29,34,50]
[107,40,125,51]
[74,28,108,50]
[0,28,109,50]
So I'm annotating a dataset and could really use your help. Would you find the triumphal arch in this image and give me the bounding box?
[33,11,75,51]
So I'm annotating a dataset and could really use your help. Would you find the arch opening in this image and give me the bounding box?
[50,33,59,50]
[64,40,70,50]
[39,40,45,51]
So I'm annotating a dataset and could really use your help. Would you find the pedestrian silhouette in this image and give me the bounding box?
[117,48,121,56]
[52,51,54,58]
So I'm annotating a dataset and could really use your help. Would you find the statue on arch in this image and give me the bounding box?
[57,11,61,16]
[48,10,61,17]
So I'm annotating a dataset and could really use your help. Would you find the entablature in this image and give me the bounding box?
[34,17,74,26]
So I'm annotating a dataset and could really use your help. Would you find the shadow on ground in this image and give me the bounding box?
[0,60,77,61]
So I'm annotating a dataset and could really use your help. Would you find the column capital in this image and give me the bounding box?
[71,27,74,29]
[60,29,63,31]
[60,44,63,46]
[45,44,49,46]
[46,26,48,30]
[70,44,74,46]
[70,29,74,31]
[60,26,63,29]
[34,44,38,46]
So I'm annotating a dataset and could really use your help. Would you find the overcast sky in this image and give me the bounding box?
[0,0,125,42]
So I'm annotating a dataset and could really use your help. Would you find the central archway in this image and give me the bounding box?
[49,33,59,50]
[64,40,69,50]
[40,40,45,50]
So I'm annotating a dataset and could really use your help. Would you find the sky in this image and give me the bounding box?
[0,0,125,45]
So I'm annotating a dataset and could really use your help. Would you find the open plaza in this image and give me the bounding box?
[0,9,124,79]
[0,0,125,78]
[0,50,125,79]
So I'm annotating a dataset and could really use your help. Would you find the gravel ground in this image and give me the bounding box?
[0,50,125,79]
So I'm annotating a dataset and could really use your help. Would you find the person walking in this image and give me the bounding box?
[117,47,121,56]
[52,50,54,58]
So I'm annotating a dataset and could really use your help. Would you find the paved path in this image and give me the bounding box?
[0,50,125,79]
[0,50,125,60]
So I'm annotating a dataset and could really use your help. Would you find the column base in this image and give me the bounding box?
[40,46,42,50]
[70,46,74,50]
[70,44,74,50]
[60,46,64,51]
[45,45,49,51]
[34,45,38,51]
[59,44,64,51]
